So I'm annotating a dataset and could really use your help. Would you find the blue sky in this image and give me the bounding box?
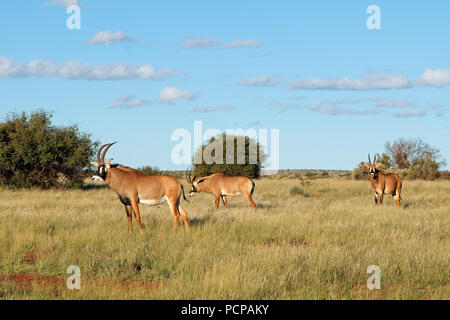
[1,0,449,170]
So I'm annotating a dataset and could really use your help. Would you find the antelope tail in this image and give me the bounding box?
[250,180,255,196]
[181,184,189,202]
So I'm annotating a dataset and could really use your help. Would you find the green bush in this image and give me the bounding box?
[0,110,97,188]
[192,134,266,179]
[138,166,161,175]
[304,171,317,178]
[320,170,329,177]
[352,163,369,180]
[352,148,446,181]
[289,186,309,198]
[407,157,440,180]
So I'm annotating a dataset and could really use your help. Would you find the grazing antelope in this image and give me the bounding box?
[186,171,256,209]
[90,143,190,234]
[363,154,402,208]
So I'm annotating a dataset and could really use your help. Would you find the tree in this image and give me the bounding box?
[0,110,98,188]
[192,134,266,179]
[385,138,445,169]
[408,157,441,180]
[375,153,391,167]
[138,165,161,175]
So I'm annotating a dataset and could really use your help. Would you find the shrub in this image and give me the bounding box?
[352,163,369,180]
[290,186,309,198]
[320,170,329,177]
[0,110,97,188]
[138,166,161,175]
[192,134,266,179]
[385,138,445,169]
[440,171,450,180]
[354,143,445,181]
[304,171,317,178]
[407,157,440,180]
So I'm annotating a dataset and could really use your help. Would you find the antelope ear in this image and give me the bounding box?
[375,162,383,169]
[197,178,208,184]
[105,158,113,169]
[90,161,99,167]
[362,162,369,168]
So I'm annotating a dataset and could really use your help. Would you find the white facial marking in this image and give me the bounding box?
[91,175,103,181]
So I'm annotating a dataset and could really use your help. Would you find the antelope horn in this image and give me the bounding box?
[368,153,372,165]
[185,169,192,184]
[101,142,117,163]
[97,143,110,164]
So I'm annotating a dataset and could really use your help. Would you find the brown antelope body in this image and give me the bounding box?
[186,171,255,209]
[363,154,402,208]
[91,143,189,234]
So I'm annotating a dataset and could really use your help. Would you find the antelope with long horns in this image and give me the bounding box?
[90,143,190,234]
[186,170,256,209]
[363,154,402,208]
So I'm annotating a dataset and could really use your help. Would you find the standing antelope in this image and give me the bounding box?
[363,154,402,208]
[186,171,256,209]
[90,143,190,234]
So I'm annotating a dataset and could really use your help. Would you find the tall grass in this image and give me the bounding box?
[0,178,448,299]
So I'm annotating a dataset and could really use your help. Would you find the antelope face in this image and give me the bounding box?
[186,171,198,197]
[368,165,378,179]
[90,142,116,181]
[92,164,107,181]
[186,173,207,197]
[188,184,196,197]
[363,155,382,179]
[188,178,199,197]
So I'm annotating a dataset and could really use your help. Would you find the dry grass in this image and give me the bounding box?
[0,178,449,299]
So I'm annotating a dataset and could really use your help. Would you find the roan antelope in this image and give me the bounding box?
[186,171,256,209]
[363,154,402,208]
[90,143,190,234]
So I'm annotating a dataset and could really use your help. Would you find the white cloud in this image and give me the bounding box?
[181,37,263,49]
[269,100,301,113]
[287,73,411,90]
[307,103,381,116]
[110,94,150,109]
[223,39,263,48]
[237,75,282,87]
[158,86,195,103]
[287,69,450,91]
[420,69,450,86]
[393,110,427,118]
[0,56,173,80]
[373,98,412,108]
[427,102,447,117]
[191,105,235,113]
[88,30,137,45]
[247,120,261,126]
[271,98,379,115]
[44,0,79,7]
[181,37,220,49]
[271,96,442,118]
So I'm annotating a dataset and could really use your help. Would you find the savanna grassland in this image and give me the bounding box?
[0,177,449,299]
